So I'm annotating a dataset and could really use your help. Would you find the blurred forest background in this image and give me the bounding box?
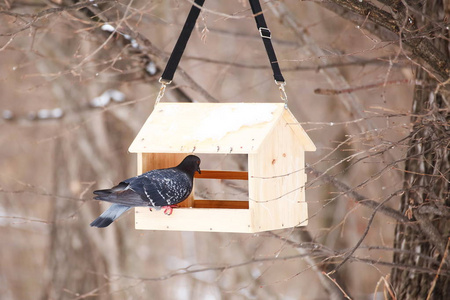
[0,0,449,299]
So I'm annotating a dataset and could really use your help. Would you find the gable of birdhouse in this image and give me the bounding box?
[128,103,315,154]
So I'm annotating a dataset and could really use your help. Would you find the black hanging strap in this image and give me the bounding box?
[160,0,205,83]
[248,0,285,83]
[160,0,285,84]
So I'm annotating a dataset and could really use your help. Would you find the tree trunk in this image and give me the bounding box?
[391,2,450,299]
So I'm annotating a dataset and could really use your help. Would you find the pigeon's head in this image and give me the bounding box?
[178,155,201,175]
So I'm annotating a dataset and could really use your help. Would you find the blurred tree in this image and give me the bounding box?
[323,0,450,299]
[388,2,449,299]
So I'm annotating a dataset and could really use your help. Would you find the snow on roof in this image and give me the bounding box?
[128,103,315,154]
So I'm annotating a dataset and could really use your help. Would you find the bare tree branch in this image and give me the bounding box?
[322,0,450,82]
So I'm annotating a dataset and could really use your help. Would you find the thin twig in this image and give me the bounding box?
[306,165,411,224]
[426,238,450,300]
[314,79,421,95]
[322,272,352,299]
[330,192,400,273]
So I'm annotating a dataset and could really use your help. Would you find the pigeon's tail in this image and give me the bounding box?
[90,204,131,228]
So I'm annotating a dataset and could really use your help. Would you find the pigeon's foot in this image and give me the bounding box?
[163,205,178,215]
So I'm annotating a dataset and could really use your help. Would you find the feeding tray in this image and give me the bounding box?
[128,102,315,233]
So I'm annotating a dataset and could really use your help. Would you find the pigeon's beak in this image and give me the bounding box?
[197,165,201,174]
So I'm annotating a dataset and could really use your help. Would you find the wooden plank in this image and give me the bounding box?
[128,103,285,154]
[195,170,248,180]
[249,115,309,231]
[282,109,316,151]
[137,152,143,176]
[135,207,252,233]
[193,200,249,209]
[141,153,186,171]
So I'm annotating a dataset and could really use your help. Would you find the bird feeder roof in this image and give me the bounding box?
[129,103,315,154]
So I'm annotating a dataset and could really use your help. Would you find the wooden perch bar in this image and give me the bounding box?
[193,200,249,209]
[195,170,248,180]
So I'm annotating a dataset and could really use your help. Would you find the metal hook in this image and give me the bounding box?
[276,81,288,108]
[154,78,172,108]
[154,83,166,108]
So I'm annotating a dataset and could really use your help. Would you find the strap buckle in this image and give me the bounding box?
[259,27,271,39]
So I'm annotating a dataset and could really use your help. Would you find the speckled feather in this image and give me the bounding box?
[90,155,201,228]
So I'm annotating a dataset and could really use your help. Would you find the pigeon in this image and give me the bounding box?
[90,155,201,228]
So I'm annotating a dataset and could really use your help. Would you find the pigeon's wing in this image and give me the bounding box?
[93,172,146,195]
[94,188,149,206]
[129,168,193,207]
[90,204,131,228]
[93,182,129,197]
[92,168,193,207]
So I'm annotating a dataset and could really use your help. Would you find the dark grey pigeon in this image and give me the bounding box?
[90,155,201,228]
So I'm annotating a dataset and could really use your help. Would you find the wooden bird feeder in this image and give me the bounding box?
[128,102,316,233]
